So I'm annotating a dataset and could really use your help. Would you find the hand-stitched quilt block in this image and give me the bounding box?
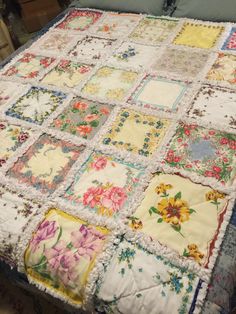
[107,42,159,70]
[102,109,170,157]
[35,32,76,54]
[7,134,85,194]
[95,238,201,314]
[63,152,145,217]
[173,23,224,49]
[163,122,236,186]
[24,208,109,305]
[0,121,32,167]
[52,97,113,140]
[2,53,55,79]
[69,35,116,61]
[41,60,93,89]
[153,47,209,78]
[132,173,228,267]
[128,75,188,112]
[0,185,41,265]
[5,87,67,125]
[206,53,236,85]
[222,27,236,51]
[129,17,178,45]
[186,84,236,130]
[0,82,23,106]
[91,13,140,38]
[56,10,102,31]
[82,66,138,102]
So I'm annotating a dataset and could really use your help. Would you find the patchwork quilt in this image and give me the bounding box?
[0,8,236,314]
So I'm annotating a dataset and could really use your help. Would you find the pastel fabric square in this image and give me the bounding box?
[63,152,144,217]
[0,81,23,106]
[2,53,55,79]
[0,121,32,167]
[164,122,236,186]
[69,36,116,61]
[82,67,138,102]
[187,84,236,130]
[107,42,159,69]
[95,239,201,314]
[56,10,102,31]
[0,185,41,265]
[92,13,140,38]
[173,23,224,49]
[7,134,85,194]
[153,47,209,78]
[37,32,76,54]
[41,60,93,89]
[102,109,170,157]
[129,76,188,112]
[24,208,109,305]
[222,27,236,51]
[129,17,178,45]
[52,97,113,140]
[6,87,67,125]
[133,173,228,267]
[206,53,236,85]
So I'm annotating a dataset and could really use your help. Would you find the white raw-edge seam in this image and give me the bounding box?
[192,281,209,314]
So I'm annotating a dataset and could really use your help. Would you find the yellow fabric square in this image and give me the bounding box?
[132,173,228,266]
[173,23,224,49]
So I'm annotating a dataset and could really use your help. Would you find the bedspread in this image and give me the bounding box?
[0,8,236,314]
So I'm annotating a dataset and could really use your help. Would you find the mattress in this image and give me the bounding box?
[0,8,236,314]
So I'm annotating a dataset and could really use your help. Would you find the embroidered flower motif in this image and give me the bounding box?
[101,186,127,212]
[116,46,137,62]
[155,183,173,196]
[183,244,204,265]
[18,132,29,143]
[90,156,108,171]
[73,101,88,111]
[205,190,225,202]
[96,67,113,78]
[30,220,58,252]
[106,88,125,101]
[128,217,143,230]
[77,125,92,136]
[120,71,137,83]
[84,114,99,122]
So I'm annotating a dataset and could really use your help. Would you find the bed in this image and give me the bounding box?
[0,6,236,314]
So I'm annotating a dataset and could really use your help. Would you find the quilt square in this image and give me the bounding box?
[0,185,41,265]
[206,53,236,85]
[36,32,76,53]
[102,109,170,157]
[7,134,85,194]
[0,121,32,167]
[0,81,23,106]
[153,47,209,78]
[222,27,236,51]
[63,152,144,217]
[132,173,228,267]
[187,84,236,130]
[41,60,93,89]
[2,53,55,79]
[173,23,224,49]
[92,13,140,38]
[25,208,108,305]
[163,122,236,186]
[129,76,188,112]
[107,41,159,69]
[69,35,116,61]
[52,97,113,140]
[82,66,138,102]
[129,17,178,45]
[56,9,102,31]
[6,87,67,125]
[95,239,201,314]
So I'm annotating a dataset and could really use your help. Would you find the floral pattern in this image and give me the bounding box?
[6,87,67,125]
[222,27,236,51]
[25,208,108,304]
[102,109,170,157]
[82,66,138,101]
[7,134,85,194]
[52,97,112,139]
[187,84,236,130]
[164,122,236,185]
[69,35,116,61]
[173,23,224,49]
[133,173,228,266]
[206,53,236,84]
[95,239,201,314]
[56,10,102,31]
[63,152,144,217]
[37,32,76,53]
[3,53,55,79]
[0,121,32,166]
[41,60,93,89]
[129,17,178,45]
